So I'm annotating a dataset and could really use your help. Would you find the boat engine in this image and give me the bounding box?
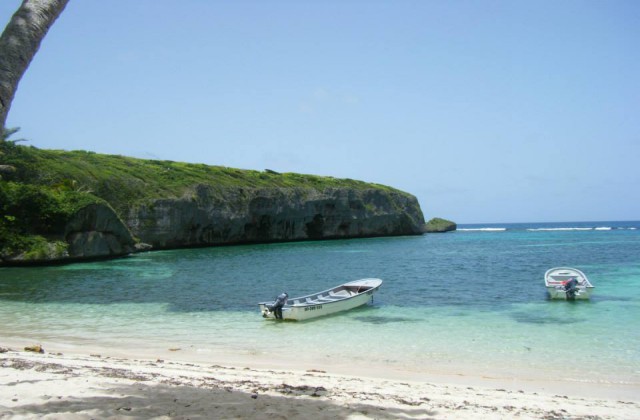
[564,278,579,300]
[265,292,288,320]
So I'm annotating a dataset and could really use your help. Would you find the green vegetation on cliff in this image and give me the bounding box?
[0,174,104,259]
[0,142,411,258]
[2,143,403,213]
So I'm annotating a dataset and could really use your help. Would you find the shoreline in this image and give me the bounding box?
[2,340,639,419]
[2,335,638,401]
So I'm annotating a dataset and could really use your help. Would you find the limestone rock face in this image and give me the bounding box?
[126,186,425,248]
[65,204,136,258]
[1,203,136,265]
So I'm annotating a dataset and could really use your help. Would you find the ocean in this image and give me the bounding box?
[1,221,639,388]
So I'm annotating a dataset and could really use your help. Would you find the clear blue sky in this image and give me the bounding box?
[2,1,638,223]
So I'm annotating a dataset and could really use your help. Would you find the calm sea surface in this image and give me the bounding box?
[1,221,639,386]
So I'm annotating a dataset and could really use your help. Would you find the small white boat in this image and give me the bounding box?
[545,267,594,300]
[259,278,382,321]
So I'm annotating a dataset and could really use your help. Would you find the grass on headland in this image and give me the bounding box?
[3,144,402,211]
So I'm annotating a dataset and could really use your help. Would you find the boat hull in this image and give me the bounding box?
[544,267,594,300]
[545,286,593,300]
[259,278,382,321]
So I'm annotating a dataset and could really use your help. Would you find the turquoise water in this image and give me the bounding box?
[1,221,639,386]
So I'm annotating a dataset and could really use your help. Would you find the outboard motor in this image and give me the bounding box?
[267,292,288,320]
[564,278,579,300]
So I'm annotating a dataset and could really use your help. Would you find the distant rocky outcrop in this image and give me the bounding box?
[127,185,425,248]
[424,217,456,233]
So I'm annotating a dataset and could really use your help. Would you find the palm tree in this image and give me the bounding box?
[0,0,69,135]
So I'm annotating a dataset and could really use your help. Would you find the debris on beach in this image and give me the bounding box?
[24,344,44,353]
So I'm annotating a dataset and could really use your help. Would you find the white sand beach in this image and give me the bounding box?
[1,341,639,420]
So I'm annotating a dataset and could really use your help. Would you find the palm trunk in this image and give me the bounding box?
[0,0,69,133]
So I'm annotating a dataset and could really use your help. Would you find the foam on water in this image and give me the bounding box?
[457,227,507,232]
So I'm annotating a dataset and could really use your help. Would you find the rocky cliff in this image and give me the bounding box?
[1,202,136,265]
[0,145,426,265]
[65,203,136,258]
[127,185,425,248]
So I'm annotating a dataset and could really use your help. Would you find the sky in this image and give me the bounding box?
[1,1,639,224]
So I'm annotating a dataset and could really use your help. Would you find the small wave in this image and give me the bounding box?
[527,227,593,232]
[457,228,507,232]
[459,224,639,232]
[527,226,634,232]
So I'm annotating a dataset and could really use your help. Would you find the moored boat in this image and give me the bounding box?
[544,267,594,300]
[259,278,382,321]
